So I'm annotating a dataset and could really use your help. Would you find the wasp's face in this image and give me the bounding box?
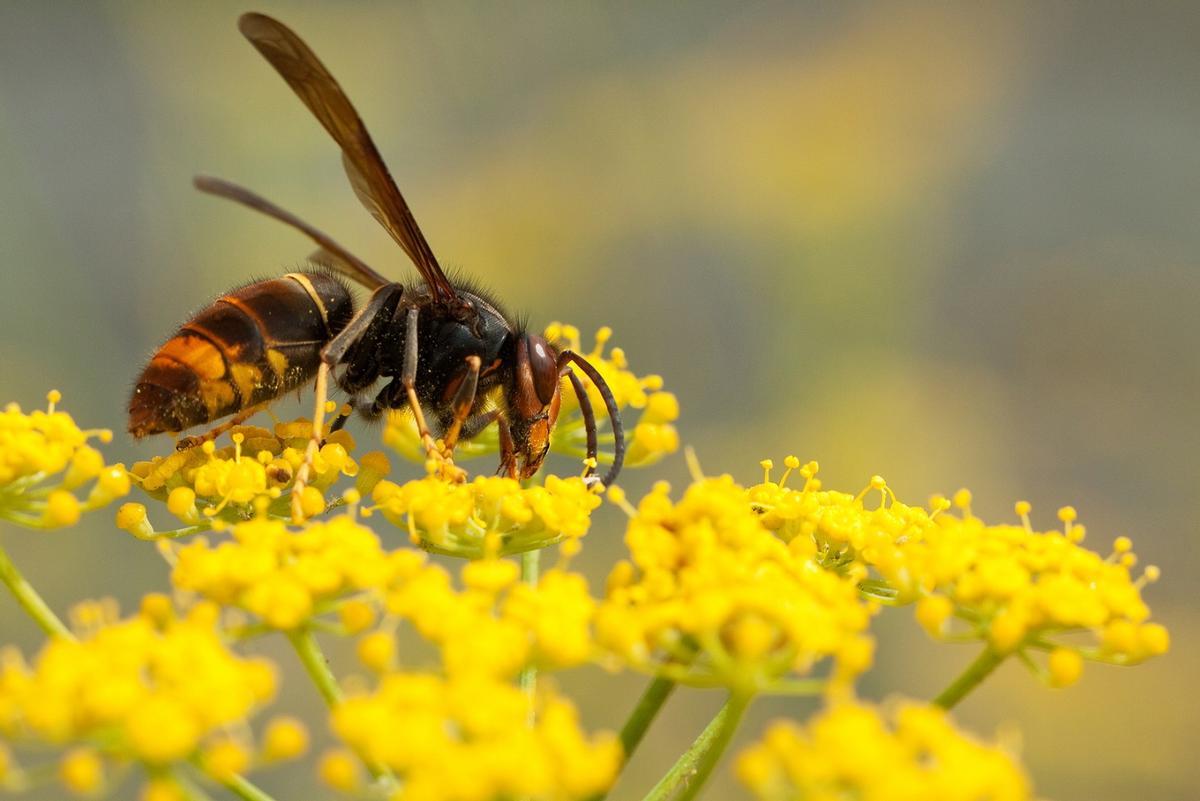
[508,333,562,478]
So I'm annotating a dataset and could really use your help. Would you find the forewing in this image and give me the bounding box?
[238,12,456,303]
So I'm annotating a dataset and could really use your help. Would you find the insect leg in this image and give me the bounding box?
[175,401,274,451]
[458,409,501,442]
[327,402,354,435]
[400,307,434,450]
[321,283,403,367]
[291,361,330,523]
[401,307,466,481]
[442,355,482,451]
[497,417,518,479]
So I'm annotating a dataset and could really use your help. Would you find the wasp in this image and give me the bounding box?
[128,13,624,518]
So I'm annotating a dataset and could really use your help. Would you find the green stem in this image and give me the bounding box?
[642,692,752,801]
[620,676,677,760]
[518,548,541,715]
[0,542,72,639]
[933,646,1007,709]
[286,627,343,706]
[286,627,397,787]
[173,770,218,801]
[223,773,280,801]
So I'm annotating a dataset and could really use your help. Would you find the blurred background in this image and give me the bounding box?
[1,2,1197,799]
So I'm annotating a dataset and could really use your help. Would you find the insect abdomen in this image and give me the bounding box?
[128,272,353,437]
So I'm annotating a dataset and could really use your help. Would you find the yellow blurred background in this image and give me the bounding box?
[1,2,1196,799]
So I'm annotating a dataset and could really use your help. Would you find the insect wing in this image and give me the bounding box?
[193,175,388,291]
[238,12,457,304]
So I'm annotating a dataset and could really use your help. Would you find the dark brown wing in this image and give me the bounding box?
[238,12,457,304]
[194,175,388,291]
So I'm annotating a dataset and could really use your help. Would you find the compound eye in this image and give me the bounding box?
[525,334,559,405]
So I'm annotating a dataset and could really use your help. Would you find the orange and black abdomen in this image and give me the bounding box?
[129,272,353,437]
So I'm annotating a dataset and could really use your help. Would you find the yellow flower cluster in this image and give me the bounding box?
[171,514,397,630]
[384,558,597,678]
[371,474,602,558]
[598,477,875,693]
[0,599,276,787]
[324,546,615,800]
[546,323,680,468]
[0,392,129,529]
[749,459,1169,675]
[382,323,679,472]
[332,674,620,801]
[128,420,384,527]
[737,701,1031,801]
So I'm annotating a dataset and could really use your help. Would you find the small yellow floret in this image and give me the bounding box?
[200,738,250,781]
[356,631,397,673]
[166,487,199,523]
[45,490,82,527]
[1048,647,1083,688]
[141,779,184,801]
[339,599,377,634]
[116,502,154,538]
[59,747,104,795]
[915,595,954,637]
[317,749,362,793]
[262,716,309,762]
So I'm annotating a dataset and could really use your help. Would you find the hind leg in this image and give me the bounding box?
[291,362,331,523]
[176,402,272,451]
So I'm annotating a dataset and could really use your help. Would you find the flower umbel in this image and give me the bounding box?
[737,701,1032,801]
[0,392,128,529]
[749,459,1169,684]
[598,476,875,693]
[0,599,276,792]
[171,513,396,630]
[332,673,620,801]
[128,420,376,528]
[371,473,602,558]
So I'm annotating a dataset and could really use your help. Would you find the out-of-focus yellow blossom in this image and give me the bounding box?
[171,514,397,629]
[0,601,275,768]
[128,420,383,528]
[385,558,596,679]
[200,737,251,782]
[748,458,1169,670]
[332,673,620,801]
[59,746,104,795]
[597,476,874,693]
[737,701,1032,801]
[372,474,601,558]
[317,748,362,794]
[382,323,678,473]
[261,715,309,762]
[140,778,185,801]
[0,392,128,528]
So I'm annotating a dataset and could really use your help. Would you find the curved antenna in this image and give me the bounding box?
[559,351,624,487]
[565,369,599,475]
[193,175,388,290]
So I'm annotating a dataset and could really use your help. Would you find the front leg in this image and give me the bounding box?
[442,355,482,452]
[401,306,466,482]
[497,417,518,479]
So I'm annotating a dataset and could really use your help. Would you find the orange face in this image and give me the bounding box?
[509,334,563,478]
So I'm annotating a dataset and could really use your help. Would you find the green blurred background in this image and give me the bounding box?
[1,2,1196,799]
